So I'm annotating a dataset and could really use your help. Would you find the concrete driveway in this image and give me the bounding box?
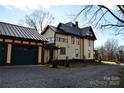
[0,64,122,88]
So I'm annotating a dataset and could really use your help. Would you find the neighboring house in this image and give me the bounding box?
[0,22,47,65]
[41,22,97,63]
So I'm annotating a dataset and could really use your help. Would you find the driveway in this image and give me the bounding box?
[0,64,122,88]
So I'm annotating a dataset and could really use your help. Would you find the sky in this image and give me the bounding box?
[0,0,124,48]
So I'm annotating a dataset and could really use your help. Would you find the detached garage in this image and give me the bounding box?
[0,22,47,66]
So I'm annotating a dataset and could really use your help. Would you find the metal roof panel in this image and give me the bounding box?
[0,22,47,41]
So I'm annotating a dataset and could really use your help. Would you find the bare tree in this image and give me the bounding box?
[73,5,124,35]
[104,39,119,61]
[25,9,55,33]
[96,38,119,61]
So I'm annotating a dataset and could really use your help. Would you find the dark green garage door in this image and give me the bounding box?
[0,44,6,66]
[12,45,38,65]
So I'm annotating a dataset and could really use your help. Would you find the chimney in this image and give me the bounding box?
[75,21,78,27]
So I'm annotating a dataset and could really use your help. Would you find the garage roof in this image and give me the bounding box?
[0,22,47,41]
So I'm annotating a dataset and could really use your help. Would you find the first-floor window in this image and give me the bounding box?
[60,47,66,55]
[75,49,79,57]
[88,50,91,58]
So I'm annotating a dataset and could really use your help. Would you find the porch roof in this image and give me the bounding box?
[44,44,60,49]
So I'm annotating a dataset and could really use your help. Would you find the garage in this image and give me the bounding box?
[0,43,7,65]
[0,22,47,65]
[12,45,38,65]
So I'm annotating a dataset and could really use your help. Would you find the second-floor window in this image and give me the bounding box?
[71,36,74,44]
[76,38,80,45]
[47,37,54,42]
[56,37,68,43]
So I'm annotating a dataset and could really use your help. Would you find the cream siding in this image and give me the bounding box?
[80,38,84,59]
[38,46,42,63]
[14,40,21,44]
[44,49,50,63]
[84,39,94,59]
[43,27,95,61]
[5,39,13,43]
[6,44,12,64]
[43,28,55,39]
[55,34,80,60]
[0,38,3,42]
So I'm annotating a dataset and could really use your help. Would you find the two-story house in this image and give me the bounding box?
[41,22,97,63]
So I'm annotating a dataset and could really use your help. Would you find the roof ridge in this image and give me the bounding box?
[81,26,91,29]
[49,25,56,28]
[0,21,36,30]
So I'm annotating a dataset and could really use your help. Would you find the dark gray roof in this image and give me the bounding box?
[81,26,92,36]
[59,23,81,36]
[65,22,75,27]
[58,22,96,40]
[42,22,97,40]
[49,25,64,33]
[0,22,47,41]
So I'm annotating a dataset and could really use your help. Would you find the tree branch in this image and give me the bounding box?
[117,5,124,15]
[101,24,124,27]
[72,5,92,21]
[89,7,102,23]
[95,10,108,27]
[98,5,124,23]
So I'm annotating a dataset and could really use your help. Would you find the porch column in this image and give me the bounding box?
[6,44,12,64]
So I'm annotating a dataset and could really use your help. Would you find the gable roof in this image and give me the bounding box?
[0,22,47,41]
[42,22,97,40]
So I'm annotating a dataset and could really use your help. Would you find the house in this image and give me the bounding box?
[41,22,97,63]
[0,21,97,66]
[0,22,47,65]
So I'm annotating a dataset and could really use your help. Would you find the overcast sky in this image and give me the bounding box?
[0,0,124,47]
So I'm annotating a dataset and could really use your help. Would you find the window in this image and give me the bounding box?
[88,50,91,58]
[55,37,59,42]
[76,38,80,45]
[75,49,79,57]
[47,37,54,42]
[71,36,74,44]
[60,47,66,55]
[65,39,68,43]
[56,37,68,43]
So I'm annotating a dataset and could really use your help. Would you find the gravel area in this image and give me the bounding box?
[0,64,122,88]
